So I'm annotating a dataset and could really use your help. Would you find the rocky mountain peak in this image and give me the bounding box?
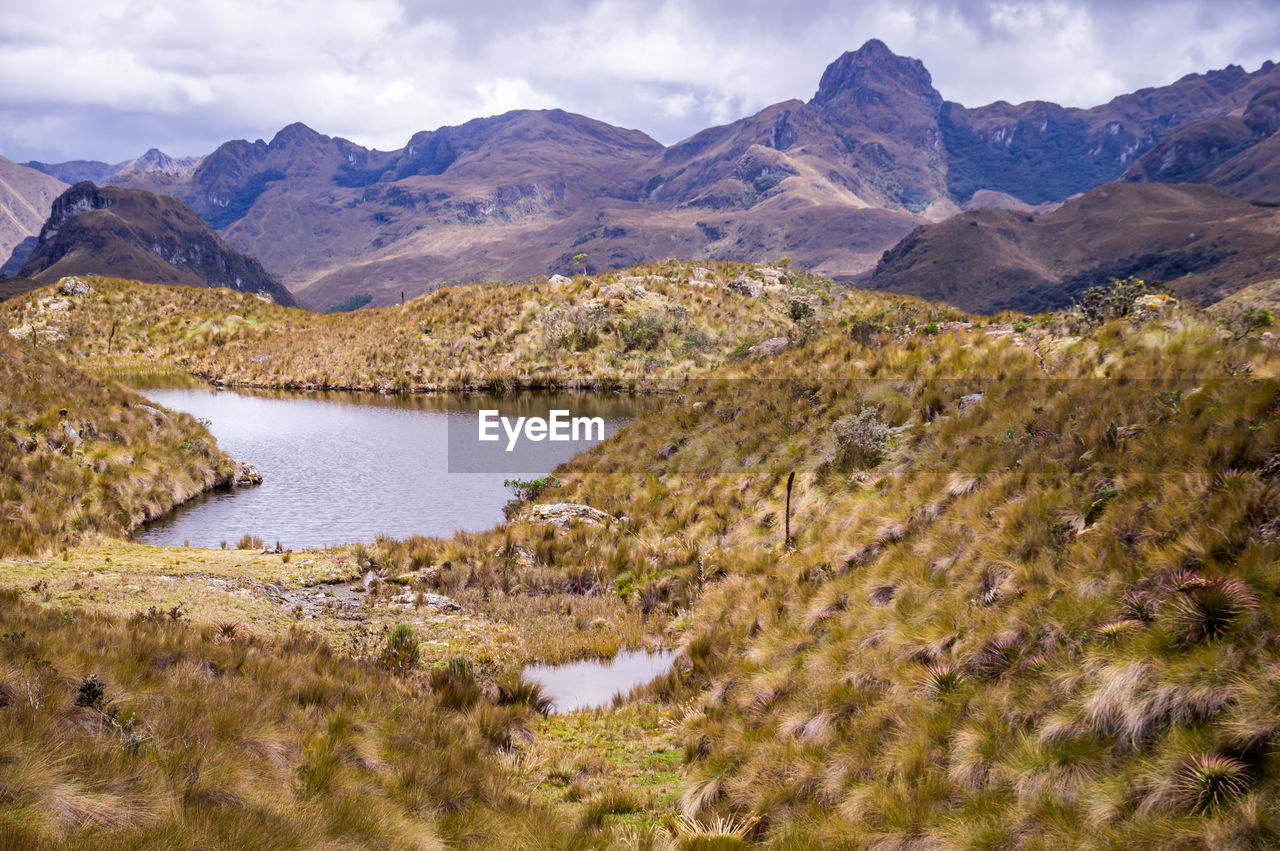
[269,122,327,150]
[19,183,297,306]
[41,181,112,240]
[811,39,941,110]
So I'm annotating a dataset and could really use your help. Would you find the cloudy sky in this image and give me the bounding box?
[1,0,1277,164]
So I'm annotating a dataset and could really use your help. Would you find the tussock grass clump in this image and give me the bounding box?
[381,622,420,673]
[0,589,564,846]
[0,334,230,556]
[1176,753,1252,813]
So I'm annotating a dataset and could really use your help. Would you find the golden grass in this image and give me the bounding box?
[0,333,233,556]
[6,266,1280,844]
[0,587,575,847]
[1,260,911,393]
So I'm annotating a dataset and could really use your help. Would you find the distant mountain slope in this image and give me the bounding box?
[19,182,296,306]
[942,62,1280,204]
[22,43,1280,308]
[1122,86,1280,201]
[23,148,202,186]
[0,156,68,269]
[867,182,1280,313]
[1209,132,1280,203]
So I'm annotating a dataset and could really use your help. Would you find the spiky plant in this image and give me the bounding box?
[969,634,1023,679]
[1120,589,1159,623]
[1168,577,1260,645]
[1176,753,1250,813]
[1095,620,1139,646]
[920,662,965,698]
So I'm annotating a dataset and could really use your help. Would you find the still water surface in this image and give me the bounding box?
[134,387,635,548]
[522,649,679,713]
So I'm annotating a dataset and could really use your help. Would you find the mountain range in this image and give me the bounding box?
[23,148,203,187]
[6,40,1280,311]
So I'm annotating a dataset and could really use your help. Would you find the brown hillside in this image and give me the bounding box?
[868,182,1280,313]
[19,182,296,306]
[0,156,67,269]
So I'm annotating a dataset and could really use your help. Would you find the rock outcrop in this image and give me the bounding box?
[525,502,616,527]
[229,459,263,486]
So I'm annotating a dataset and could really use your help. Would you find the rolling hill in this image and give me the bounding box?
[867,182,1280,313]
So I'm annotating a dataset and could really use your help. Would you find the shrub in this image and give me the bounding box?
[503,475,560,520]
[504,475,560,504]
[236,533,263,550]
[681,326,715,352]
[541,304,604,351]
[830,406,893,470]
[787,298,815,322]
[619,314,665,351]
[75,673,106,711]
[1074,277,1161,325]
[1220,305,1275,340]
[324,293,373,314]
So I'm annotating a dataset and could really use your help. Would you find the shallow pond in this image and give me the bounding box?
[133,387,635,548]
[522,648,678,713]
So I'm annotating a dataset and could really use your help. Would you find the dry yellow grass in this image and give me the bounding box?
[0,332,233,555]
[0,261,961,392]
[6,269,1280,845]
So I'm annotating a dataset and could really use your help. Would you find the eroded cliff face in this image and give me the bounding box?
[38,181,113,241]
[19,182,296,306]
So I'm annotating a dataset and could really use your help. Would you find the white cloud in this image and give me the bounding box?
[0,0,1275,162]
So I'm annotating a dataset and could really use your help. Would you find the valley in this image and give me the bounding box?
[4,261,1280,845]
[4,21,1280,849]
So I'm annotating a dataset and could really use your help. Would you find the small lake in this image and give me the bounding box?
[133,387,635,548]
[523,649,678,713]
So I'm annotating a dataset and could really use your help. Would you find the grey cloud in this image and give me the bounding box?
[0,0,1276,164]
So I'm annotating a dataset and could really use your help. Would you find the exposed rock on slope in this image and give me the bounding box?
[19,182,296,305]
[1123,85,1280,200]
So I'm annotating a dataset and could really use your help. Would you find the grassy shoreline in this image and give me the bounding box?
[6,266,1280,845]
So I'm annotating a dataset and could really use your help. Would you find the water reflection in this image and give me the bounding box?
[133,386,636,548]
[522,649,678,713]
